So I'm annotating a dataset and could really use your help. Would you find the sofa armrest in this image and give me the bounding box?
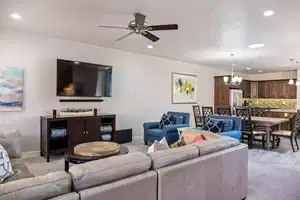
[143,122,160,130]
[163,124,189,133]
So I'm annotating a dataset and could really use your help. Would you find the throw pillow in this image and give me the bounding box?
[0,144,14,183]
[159,113,174,129]
[203,118,223,134]
[188,135,205,144]
[147,137,170,153]
[173,115,184,124]
[209,118,233,132]
[0,129,21,158]
[170,137,186,148]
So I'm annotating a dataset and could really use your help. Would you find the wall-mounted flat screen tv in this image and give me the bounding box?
[57,59,112,97]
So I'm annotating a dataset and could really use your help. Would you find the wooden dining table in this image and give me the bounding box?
[250,116,289,150]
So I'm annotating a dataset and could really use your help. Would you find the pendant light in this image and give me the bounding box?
[223,53,243,86]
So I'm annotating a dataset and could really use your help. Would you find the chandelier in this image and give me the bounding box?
[223,53,243,86]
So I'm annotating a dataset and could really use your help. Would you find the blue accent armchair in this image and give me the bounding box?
[143,111,190,145]
[197,115,242,140]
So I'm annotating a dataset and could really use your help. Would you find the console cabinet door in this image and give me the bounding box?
[85,118,101,142]
[67,118,85,147]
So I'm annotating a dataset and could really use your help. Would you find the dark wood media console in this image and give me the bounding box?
[40,114,116,162]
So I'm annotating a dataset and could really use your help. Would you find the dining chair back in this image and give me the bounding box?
[192,105,203,128]
[217,105,232,116]
[202,106,213,122]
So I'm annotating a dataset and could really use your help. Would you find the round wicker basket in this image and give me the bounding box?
[74,141,120,157]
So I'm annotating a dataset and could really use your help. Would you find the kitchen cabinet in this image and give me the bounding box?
[289,83,297,99]
[277,80,290,98]
[250,82,258,98]
[268,81,278,98]
[258,82,269,98]
[242,80,251,98]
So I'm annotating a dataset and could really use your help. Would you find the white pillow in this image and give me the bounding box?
[0,129,21,158]
[147,137,170,153]
[0,144,14,182]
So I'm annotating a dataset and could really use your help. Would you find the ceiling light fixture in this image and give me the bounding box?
[248,43,265,49]
[10,13,21,20]
[74,61,80,65]
[147,45,153,49]
[246,68,251,70]
[223,53,243,86]
[258,70,262,73]
[263,10,275,17]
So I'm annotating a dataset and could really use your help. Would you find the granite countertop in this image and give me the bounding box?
[269,109,297,113]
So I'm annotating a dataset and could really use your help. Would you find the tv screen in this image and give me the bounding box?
[57,59,112,97]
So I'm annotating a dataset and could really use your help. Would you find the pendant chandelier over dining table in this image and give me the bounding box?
[223,53,243,86]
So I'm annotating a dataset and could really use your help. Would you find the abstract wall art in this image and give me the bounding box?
[0,67,24,111]
[172,73,197,104]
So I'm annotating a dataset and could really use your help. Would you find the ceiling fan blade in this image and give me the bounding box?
[116,32,134,41]
[141,31,160,42]
[134,13,146,25]
[147,24,178,31]
[98,25,129,30]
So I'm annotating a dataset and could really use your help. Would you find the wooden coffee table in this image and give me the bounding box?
[64,143,129,171]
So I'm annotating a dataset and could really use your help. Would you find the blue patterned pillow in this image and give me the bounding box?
[173,116,184,124]
[159,114,174,129]
[208,118,233,132]
[203,118,223,133]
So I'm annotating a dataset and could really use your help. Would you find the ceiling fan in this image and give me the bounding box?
[98,12,178,42]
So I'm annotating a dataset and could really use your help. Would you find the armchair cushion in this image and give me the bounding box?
[173,115,184,124]
[163,124,190,133]
[147,129,165,137]
[159,114,175,129]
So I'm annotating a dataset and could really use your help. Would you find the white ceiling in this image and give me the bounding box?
[1,0,300,73]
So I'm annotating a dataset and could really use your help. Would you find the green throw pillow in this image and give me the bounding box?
[170,137,186,148]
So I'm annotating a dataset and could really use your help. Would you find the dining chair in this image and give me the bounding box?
[236,107,266,149]
[272,110,300,152]
[192,105,203,128]
[217,105,232,116]
[202,106,213,123]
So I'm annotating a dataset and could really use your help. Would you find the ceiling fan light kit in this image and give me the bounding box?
[98,12,178,42]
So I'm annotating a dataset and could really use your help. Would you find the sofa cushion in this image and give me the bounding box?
[173,115,184,124]
[0,171,71,200]
[220,131,242,140]
[48,192,79,200]
[193,137,239,156]
[3,159,34,183]
[0,129,21,158]
[69,152,151,191]
[147,145,199,169]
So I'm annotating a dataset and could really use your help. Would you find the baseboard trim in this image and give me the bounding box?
[22,151,40,159]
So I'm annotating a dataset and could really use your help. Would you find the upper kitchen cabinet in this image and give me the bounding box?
[242,80,251,98]
[250,82,258,98]
[258,81,269,98]
[268,81,278,98]
[277,80,290,98]
[289,82,297,99]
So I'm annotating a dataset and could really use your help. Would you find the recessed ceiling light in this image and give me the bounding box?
[258,70,263,73]
[263,10,275,17]
[246,68,251,70]
[248,43,265,49]
[74,61,80,65]
[10,13,21,20]
[147,45,153,49]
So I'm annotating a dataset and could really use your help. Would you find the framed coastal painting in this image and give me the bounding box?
[0,67,24,112]
[172,73,197,104]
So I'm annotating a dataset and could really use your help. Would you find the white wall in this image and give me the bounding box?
[0,29,229,152]
[248,71,297,81]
